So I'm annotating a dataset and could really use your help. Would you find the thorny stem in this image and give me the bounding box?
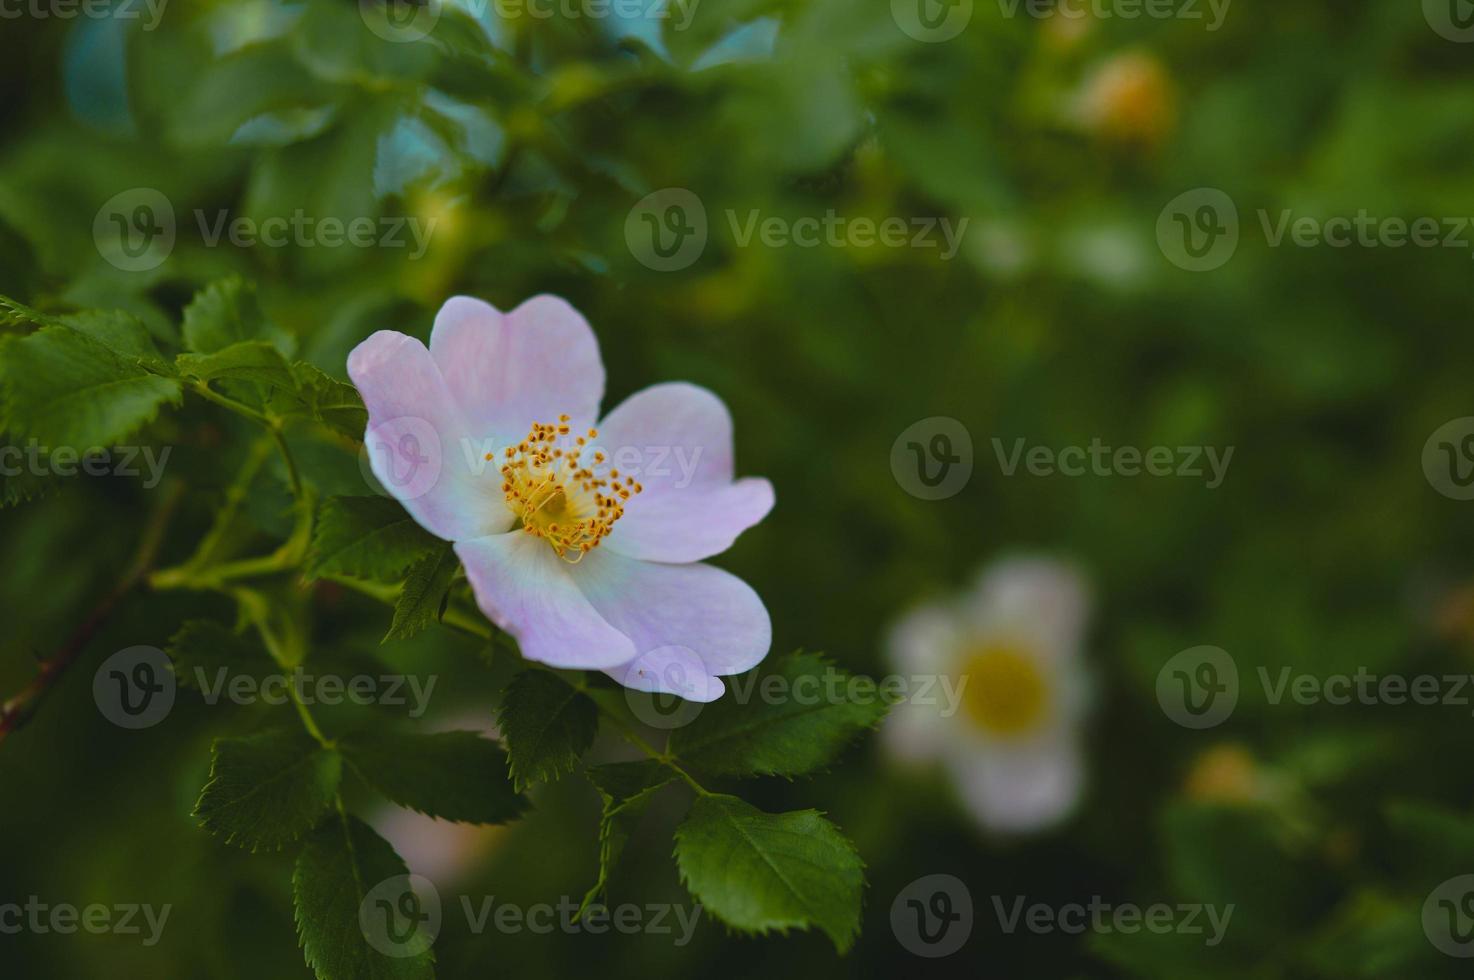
[0,482,185,745]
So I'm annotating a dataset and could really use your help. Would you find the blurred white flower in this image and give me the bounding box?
[884,556,1091,834]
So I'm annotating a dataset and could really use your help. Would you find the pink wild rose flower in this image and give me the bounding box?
[347,295,774,702]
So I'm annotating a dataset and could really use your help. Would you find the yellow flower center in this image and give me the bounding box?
[495,415,642,563]
[959,644,1049,737]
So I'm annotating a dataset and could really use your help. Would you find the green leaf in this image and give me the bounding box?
[674,793,864,953]
[177,340,296,390]
[1163,802,1321,948]
[0,326,182,447]
[271,362,367,440]
[669,651,889,777]
[498,669,598,792]
[182,276,276,354]
[339,729,527,824]
[293,815,435,980]
[166,619,275,691]
[57,309,171,373]
[383,543,458,642]
[308,495,441,582]
[0,435,48,507]
[193,729,342,851]
[579,760,673,915]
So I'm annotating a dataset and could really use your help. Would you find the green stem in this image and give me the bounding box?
[190,381,273,427]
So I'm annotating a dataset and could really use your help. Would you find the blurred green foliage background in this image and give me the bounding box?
[3,0,1474,976]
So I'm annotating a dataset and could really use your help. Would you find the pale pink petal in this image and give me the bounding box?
[595,383,771,562]
[428,295,604,441]
[607,645,727,703]
[455,532,635,670]
[348,330,509,541]
[604,478,773,563]
[571,548,771,688]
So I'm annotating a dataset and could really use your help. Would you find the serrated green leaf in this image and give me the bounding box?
[177,340,296,390]
[498,669,598,792]
[339,729,527,824]
[384,543,457,642]
[579,760,673,915]
[58,309,171,372]
[674,793,863,953]
[182,276,284,354]
[669,651,890,777]
[293,815,435,980]
[308,495,441,582]
[271,362,367,440]
[0,434,48,507]
[0,326,181,447]
[167,619,275,691]
[194,729,342,851]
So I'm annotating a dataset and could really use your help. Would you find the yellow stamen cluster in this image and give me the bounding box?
[498,415,642,563]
